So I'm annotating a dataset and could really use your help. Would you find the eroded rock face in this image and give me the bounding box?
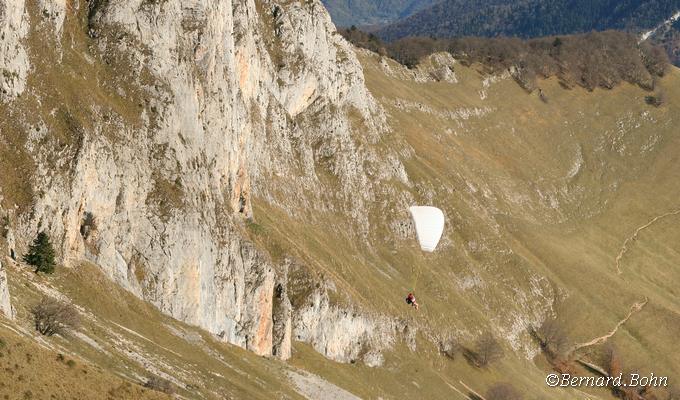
[294,289,395,365]
[272,263,293,360]
[0,0,29,101]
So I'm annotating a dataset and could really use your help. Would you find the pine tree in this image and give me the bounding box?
[23,231,56,274]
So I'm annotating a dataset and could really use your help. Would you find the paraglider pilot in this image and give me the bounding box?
[405,292,419,310]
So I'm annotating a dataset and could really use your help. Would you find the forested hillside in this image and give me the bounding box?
[320,0,437,27]
[378,0,680,40]
[341,27,669,92]
[375,0,680,65]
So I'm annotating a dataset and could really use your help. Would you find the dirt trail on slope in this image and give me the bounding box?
[569,297,648,354]
[615,209,680,274]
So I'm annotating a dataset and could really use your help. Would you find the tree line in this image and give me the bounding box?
[340,26,669,92]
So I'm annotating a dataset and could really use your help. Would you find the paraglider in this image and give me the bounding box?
[409,206,445,253]
[405,206,445,310]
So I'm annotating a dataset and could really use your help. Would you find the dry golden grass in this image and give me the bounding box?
[246,52,680,398]
[3,260,309,400]
[0,324,169,400]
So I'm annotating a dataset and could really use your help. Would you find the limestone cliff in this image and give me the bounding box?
[0,0,401,362]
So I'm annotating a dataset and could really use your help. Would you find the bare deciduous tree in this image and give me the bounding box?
[30,297,80,336]
[601,344,623,377]
[536,317,570,358]
[465,332,504,367]
[339,28,669,92]
[144,375,175,395]
[440,338,460,360]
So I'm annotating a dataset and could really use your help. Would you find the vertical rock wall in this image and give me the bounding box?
[0,0,399,361]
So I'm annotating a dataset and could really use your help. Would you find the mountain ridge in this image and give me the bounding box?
[320,0,437,27]
[378,0,680,40]
[375,0,680,65]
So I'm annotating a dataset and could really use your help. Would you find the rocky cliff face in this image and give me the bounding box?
[0,0,402,362]
[0,0,29,101]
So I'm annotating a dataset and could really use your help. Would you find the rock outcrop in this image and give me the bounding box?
[0,259,11,319]
[294,288,396,365]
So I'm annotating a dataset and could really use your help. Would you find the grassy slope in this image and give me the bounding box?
[4,255,559,400]
[0,323,169,400]
[379,53,680,385]
[245,53,680,398]
[2,259,310,400]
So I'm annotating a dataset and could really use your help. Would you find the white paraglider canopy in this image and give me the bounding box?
[409,206,445,252]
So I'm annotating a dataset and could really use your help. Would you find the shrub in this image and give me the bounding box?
[551,358,577,375]
[144,375,174,395]
[614,366,646,400]
[535,317,570,358]
[645,94,664,107]
[388,36,446,68]
[30,297,80,336]
[80,212,97,239]
[23,231,56,274]
[246,218,265,235]
[338,27,388,57]
[66,359,76,368]
[440,338,460,360]
[487,382,523,400]
[465,332,504,367]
